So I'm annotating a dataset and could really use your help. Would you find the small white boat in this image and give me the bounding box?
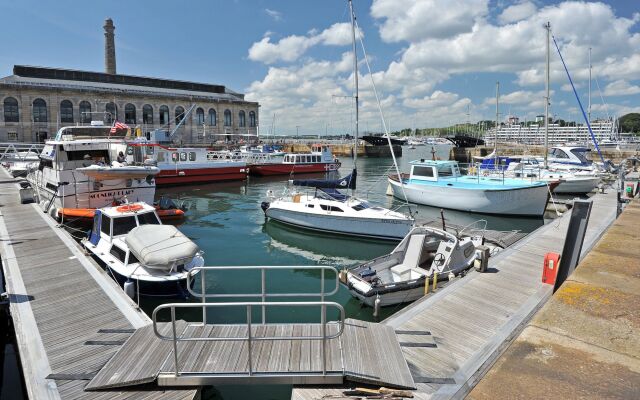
[82,202,203,298]
[388,160,555,216]
[343,226,479,307]
[77,162,160,180]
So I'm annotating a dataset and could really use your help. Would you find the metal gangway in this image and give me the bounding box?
[0,142,44,162]
[85,266,415,390]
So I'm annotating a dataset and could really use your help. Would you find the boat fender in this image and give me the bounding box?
[373,295,381,318]
[448,271,455,281]
[338,269,348,284]
[123,279,136,300]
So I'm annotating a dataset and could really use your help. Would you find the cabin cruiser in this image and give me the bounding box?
[388,160,554,216]
[343,226,479,306]
[249,144,340,176]
[27,123,159,218]
[82,202,203,298]
[262,171,414,240]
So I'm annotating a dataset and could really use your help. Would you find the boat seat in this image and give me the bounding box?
[391,234,425,282]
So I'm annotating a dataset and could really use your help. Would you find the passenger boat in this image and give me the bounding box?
[125,141,248,185]
[388,160,555,216]
[249,144,341,176]
[342,226,479,307]
[82,202,203,298]
[27,123,159,217]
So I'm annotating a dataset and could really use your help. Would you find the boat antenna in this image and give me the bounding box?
[588,46,592,123]
[354,17,412,215]
[544,21,550,169]
[495,81,499,162]
[348,0,359,185]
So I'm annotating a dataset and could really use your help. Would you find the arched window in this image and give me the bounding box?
[196,107,205,125]
[224,109,232,126]
[239,110,246,127]
[208,109,217,126]
[159,105,169,126]
[142,105,153,125]
[60,100,73,123]
[249,111,256,127]
[79,101,91,123]
[3,97,19,123]
[125,103,136,124]
[33,98,47,123]
[105,102,117,124]
[175,106,185,124]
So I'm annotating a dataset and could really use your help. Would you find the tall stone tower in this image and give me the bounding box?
[104,18,116,74]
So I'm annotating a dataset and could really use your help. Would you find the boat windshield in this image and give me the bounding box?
[569,148,590,163]
[137,212,160,225]
[112,216,138,236]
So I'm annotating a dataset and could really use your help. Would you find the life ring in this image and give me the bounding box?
[116,204,143,213]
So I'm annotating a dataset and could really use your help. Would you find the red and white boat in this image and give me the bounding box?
[127,142,248,186]
[249,144,341,176]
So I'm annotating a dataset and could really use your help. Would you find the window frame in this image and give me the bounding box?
[60,100,74,123]
[3,97,19,123]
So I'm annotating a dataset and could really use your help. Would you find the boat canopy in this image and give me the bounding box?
[292,169,357,190]
[125,225,198,270]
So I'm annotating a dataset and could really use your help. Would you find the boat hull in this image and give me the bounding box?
[552,176,600,194]
[349,286,426,307]
[156,166,248,185]
[107,266,194,298]
[388,178,549,216]
[250,162,340,176]
[265,207,412,240]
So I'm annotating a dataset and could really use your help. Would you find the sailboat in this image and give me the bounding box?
[260,0,414,240]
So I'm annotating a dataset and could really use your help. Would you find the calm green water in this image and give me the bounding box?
[149,147,546,400]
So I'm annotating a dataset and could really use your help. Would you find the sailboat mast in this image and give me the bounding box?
[588,47,592,123]
[495,81,499,155]
[544,21,550,169]
[348,0,359,166]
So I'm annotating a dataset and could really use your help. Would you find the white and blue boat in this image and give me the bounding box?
[388,160,556,217]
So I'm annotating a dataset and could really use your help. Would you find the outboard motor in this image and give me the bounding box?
[261,201,270,214]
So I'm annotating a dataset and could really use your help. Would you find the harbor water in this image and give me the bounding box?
[146,147,548,400]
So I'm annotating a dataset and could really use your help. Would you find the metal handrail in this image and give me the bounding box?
[188,265,338,325]
[152,301,345,377]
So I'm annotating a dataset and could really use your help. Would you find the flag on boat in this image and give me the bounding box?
[110,121,129,133]
[292,169,357,190]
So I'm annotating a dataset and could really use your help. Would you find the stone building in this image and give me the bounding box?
[0,18,259,144]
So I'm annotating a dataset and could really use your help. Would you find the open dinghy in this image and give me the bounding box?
[342,226,480,307]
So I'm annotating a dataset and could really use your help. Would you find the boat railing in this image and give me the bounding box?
[0,142,45,162]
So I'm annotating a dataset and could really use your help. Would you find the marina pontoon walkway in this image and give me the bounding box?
[0,168,197,399]
[292,189,618,400]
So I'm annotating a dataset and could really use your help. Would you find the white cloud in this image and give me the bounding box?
[498,1,537,25]
[603,80,640,96]
[265,9,282,22]
[371,0,488,42]
[248,23,362,64]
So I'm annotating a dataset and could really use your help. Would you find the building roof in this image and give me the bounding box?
[0,65,257,105]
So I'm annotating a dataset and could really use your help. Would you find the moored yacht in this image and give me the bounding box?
[249,144,341,176]
[82,202,203,298]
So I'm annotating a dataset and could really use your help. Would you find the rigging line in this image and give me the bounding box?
[551,35,605,164]
[593,72,611,122]
[354,18,413,216]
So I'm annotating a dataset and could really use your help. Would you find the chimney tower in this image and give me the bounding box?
[104,18,116,74]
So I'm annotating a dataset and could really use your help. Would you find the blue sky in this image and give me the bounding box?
[1,0,638,134]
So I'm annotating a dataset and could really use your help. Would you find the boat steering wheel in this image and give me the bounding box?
[433,253,446,267]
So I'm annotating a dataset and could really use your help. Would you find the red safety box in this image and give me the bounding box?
[542,252,560,285]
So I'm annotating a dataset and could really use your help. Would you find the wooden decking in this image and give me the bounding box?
[292,189,618,400]
[87,319,415,389]
[0,169,197,399]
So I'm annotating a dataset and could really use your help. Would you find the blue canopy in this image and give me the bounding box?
[292,169,357,190]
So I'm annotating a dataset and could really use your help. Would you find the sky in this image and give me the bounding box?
[0,0,638,135]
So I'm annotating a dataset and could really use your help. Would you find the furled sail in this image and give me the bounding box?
[292,169,357,190]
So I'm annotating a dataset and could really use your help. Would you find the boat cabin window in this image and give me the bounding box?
[550,148,569,159]
[172,152,178,162]
[180,152,187,161]
[67,150,110,163]
[101,214,111,236]
[112,216,138,236]
[569,148,590,163]
[319,204,344,212]
[352,202,371,211]
[189,152,196,161]
[157,151,166,162]
[305,204,314,208]
[109,245,127,263]
[127,251,139,265]
[145,146,154,155]
[413,166,434,178]
[137,212,160,225]
[437,164,456,177]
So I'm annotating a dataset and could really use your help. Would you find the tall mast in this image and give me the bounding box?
[495,81,499,155]
[348,0,359,167]
[544,21,550,169]
[587,47,591,122]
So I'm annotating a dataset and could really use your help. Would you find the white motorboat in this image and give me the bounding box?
[27,123,157,217]
[262,172,414,240]
[260,0,414,240]
[343,226,479,307]
[82,202,203,298]
[388,160,555,216]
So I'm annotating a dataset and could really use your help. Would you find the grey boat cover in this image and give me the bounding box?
[125,225,198,270]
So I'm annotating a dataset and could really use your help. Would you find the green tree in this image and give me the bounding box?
[619,113,640,133]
